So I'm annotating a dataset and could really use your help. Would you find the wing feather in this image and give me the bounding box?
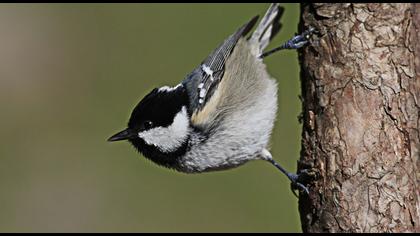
[183,16,259,128]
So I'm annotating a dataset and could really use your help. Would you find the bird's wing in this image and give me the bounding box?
[182,16,259,129]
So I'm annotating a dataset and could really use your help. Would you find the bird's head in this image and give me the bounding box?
[108,85,191,157]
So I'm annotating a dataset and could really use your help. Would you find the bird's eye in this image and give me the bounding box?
[144,120,153,129]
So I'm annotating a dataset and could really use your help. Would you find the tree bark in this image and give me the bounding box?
[297,3,420,233]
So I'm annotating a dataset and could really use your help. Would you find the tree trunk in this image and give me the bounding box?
[297,3,420,233]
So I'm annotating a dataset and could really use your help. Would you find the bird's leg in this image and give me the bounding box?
[261,149,311,196]
[267,158,311,196]
[259,26,316,58]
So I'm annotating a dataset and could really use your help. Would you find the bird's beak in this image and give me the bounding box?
[108,128,137,142]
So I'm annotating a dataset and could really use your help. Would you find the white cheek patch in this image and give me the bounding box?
[138,106,190,153]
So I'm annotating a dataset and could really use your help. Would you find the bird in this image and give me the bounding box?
[108,3,314,194]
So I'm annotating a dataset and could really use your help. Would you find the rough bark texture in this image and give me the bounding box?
[297,3,420,233]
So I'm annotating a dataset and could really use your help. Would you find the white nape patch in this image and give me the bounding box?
[158,84,182,92]
[138,106,190,153]
[201,64,213,76]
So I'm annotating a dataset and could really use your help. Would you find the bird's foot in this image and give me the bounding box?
[288,169,316,197]
[283,26,317,50]
[259,26,317,58]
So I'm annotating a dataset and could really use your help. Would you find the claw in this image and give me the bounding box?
[259,26,317,58]
[283,26,316,49]
[266,155,313,196]
[288,172,310,196]
[263,150,315,197]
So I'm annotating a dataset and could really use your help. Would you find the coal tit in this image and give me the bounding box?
[108,3,313,194]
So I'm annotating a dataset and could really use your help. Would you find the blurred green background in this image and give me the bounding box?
[0,3,302,233]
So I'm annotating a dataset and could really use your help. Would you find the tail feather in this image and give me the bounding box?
[249,3,284,55]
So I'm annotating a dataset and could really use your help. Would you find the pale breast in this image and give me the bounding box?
[181,39,278,173]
